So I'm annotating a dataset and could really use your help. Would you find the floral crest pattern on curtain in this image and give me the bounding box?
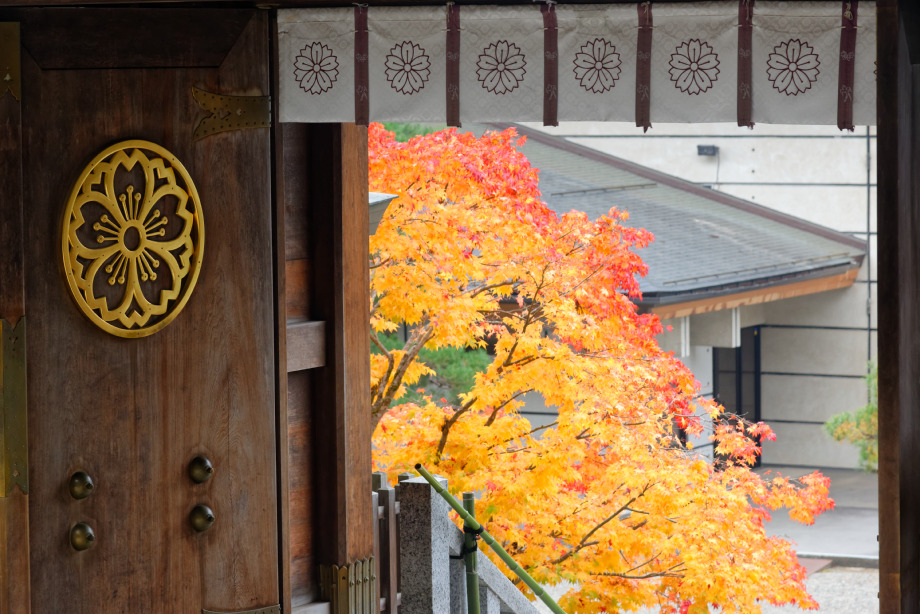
[278,1,876,130]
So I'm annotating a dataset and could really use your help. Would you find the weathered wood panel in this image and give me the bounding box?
[309,123,374,566]
[0,93,24,324]
[21,11,278,614]
[17,9,252,69]
[283,123,311,263]
[287,321,326,372]
[286,259,311,320]
[878,1,920,612]
[271,32,293,610]
[0,55,31,614]
[2,0,664,7]
[288,369,316,606]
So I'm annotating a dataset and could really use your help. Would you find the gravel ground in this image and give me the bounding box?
[532,567,879,613]
[761,567,878,614]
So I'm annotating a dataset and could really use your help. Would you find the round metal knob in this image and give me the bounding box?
[70,522,96,551]
[69,471,95,499]
[190,504,215,532]
[188,456,214,484]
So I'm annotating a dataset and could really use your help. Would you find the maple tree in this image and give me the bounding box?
[368,124,833,614]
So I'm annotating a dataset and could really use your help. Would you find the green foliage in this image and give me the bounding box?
[372,332,492,405]
[381,123,447,142]
[824,363,878,471]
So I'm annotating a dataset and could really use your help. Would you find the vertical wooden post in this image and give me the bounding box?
[879,1,920,611]
[0,21,30,614]
[309,123,374,570]
[270,13,293,611]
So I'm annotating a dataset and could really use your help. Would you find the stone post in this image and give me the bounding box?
[396,475,453,614]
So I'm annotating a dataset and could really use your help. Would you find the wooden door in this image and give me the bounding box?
[13,9,279,614]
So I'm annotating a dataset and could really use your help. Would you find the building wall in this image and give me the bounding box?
[528,122,876,468]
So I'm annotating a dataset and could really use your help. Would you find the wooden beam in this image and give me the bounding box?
[0,21,30,614]
[877,2,920,612]
[287,320,326,372]
[648,269,859,321]
[272,17,294,611]
[309,123,373,568]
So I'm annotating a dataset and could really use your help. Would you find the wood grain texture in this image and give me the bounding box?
[287,370,316,606]
[271,15,293,613]
[0,62,30,614]
[283,123,311,262]
[21,10,278,614]
[0,91,24,322]
[339,123,372,562]
[1,0,690,7]
[308,123,374,567]
[286,258,311,320]
[0,490,30,614]
[878,2,920,612]
[287,320,326,372]
[649,270,859,320]
[15,9,252,69]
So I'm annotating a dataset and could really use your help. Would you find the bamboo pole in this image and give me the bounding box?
[462,492,481,614]
[415,464,568,614]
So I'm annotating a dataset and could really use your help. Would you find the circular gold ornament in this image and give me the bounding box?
[62,140,204,338]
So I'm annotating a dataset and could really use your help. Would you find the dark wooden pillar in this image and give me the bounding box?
[0,21,30,614]
[308,123,373,568]
[879,1,920,612]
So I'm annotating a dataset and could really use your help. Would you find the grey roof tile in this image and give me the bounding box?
[467,123,865,306]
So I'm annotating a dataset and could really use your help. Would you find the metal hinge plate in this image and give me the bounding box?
[202,606,281,614]
[0,23,21,101]
[192,86,271,141]
[1,318,28,496]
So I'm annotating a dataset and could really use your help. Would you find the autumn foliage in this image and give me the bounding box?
[368,124,833,613]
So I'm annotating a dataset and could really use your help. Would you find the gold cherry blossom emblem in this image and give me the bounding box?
[62,140,204,338]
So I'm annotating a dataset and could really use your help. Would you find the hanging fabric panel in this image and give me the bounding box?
[277,1,876,128]
[556,5,637,123]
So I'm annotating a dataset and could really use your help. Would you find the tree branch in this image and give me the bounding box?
[548,483,653,566]
[435,396,479,458]
[484,389,533,426]
[372,325,434,418]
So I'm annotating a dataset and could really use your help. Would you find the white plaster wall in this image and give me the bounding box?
[760,327,870,377]
[761,422,862,468]
[681,346,715,462]
[762,374,868,423]
[763,282,876,330]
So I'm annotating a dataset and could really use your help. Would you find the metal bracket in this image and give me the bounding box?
[320,558,377,614]
[1,318,27,496]
[191,86,271,142]
[0,23,21,101]
[202,606,280,614]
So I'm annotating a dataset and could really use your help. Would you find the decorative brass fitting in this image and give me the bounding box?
[69,471,95,500]
[188,456,214,484]
[190,504,216,532]
[319,558,377,614]
[70,522,96,551]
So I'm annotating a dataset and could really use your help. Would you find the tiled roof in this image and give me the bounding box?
[475,123,866,307]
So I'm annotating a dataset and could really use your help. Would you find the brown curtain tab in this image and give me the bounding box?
[837,1,858,131]
[542,3,559,127]
[737,0,754,128]
[354,5,370,126]
[636,2,653,132]
[446,4,461,127]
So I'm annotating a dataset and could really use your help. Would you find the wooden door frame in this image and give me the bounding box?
[878,2,920,612]
[1,1,919,613]
[0,20,30,614]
